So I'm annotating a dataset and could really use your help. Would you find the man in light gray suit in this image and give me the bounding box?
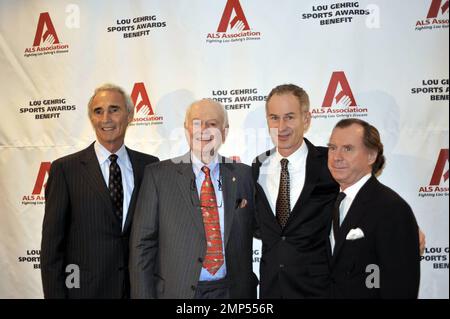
[129,99,258,299]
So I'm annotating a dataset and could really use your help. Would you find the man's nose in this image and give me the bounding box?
[192,122,207,133]
[278,118,288,131]
[102,111,111,122]
[333,149,344,161]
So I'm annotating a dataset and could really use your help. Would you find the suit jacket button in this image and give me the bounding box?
[281,236,286,241]
[280,264,285,268]
[191,285,196,291]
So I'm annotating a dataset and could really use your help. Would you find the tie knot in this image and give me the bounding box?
[335,192,346,206]
[280,158,289,170]
[109,154,118,163]
[201,166,210,176]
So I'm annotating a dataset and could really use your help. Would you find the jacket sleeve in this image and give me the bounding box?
[129,165,159,299]
[40,160,69,298]
[376,200,421,299]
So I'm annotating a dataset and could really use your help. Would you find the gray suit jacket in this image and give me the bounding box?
[129,153,258,299]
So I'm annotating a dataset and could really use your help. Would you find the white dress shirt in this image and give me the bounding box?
[94,141,134,230]
[330,173,371,253]
[258,140,309,215]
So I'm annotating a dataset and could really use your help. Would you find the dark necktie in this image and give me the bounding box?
[276,158,290,228]
[200,166,224,275]
[108,154,123,223]
[332,192,347,240]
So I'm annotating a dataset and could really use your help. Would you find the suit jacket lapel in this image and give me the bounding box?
[220,160,238,248]
[175,153,206,237]
[332,176,376,263]
[291,139,321,213]
[79,143,115,219]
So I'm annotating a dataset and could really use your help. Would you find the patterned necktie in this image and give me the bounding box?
[276,158,290,228]
[108,154,123,223]
[332,192,346,240]
[200,166,224,275]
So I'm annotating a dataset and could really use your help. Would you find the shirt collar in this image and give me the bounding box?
[341,173,372,200]
[191,152,220,178]
[94,141,131,170]
[273,138,308,171]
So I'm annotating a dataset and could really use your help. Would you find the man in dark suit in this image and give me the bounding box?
[252,84,339,298]
[327,118,420,298]
[40,84,159,298]
[129,99,258,299]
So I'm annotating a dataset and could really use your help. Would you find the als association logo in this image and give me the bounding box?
[428,0,449,18]
[416,0,449,31]
[419,149,449,198]
[24,12,69,57]
[130,82,163,126]
[206,0,261,44]
[22,162,51,206]
[217,0,250,32]
[311,71,368,120]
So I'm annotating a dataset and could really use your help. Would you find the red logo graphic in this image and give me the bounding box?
[322,72,357,107]
[32,162,51,195]
[430,149,449,185]
[131,82,154,116]
[217,0,250,32]
[427,0,449,18]
[33,12,60,47]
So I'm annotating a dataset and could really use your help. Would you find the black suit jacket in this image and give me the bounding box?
[252,139,339,298]
[41,143,159,298]
[329,176,420,299]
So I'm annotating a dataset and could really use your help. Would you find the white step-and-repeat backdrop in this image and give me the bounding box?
[0,0,448,298]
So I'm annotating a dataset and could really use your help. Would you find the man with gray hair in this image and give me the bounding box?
[130,98,258,299]
[41,83,159,298]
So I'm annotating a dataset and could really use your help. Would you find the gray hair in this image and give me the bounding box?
[184,98,229,129]
[88,83,134,115]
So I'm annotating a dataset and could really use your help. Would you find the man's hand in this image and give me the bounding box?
[43,34,55,46]
[230,20,245,33]
[334,94,352,108]
[137,104,151,116]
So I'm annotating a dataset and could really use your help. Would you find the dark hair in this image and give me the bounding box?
[334,118,386,175]
[266,84,310,113]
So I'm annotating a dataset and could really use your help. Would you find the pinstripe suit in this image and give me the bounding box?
[40,143,159,298]
[129,153,258,299]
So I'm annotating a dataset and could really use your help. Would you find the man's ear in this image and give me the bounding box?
[222,125,229,143]
[368,150,377,165]
[127,110,134,124]
[303,111,312,132]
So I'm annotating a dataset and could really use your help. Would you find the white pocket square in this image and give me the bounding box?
[346,228,365,240]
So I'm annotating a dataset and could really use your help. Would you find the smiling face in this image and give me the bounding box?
[89,90,133,153]
[266,93,311,157]
[185,100,227,164]
[327,124,376,190]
